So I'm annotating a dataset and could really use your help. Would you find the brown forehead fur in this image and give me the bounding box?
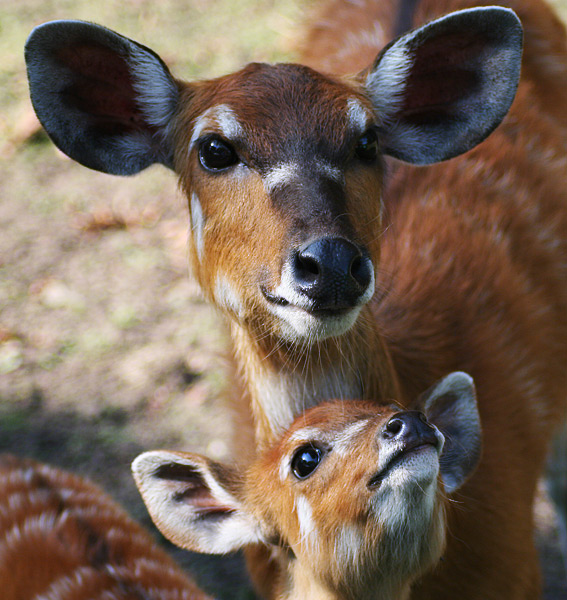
[173,62,371,170]
[283,399,395,437]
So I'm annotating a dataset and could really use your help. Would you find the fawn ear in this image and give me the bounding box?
[421,372,482,493]
[132,450,264,554]
[365,7,523,164]
[25,20,180,175]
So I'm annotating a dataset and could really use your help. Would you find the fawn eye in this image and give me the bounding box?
[291,445,324,479]
[198,136,239,171]
[354,129,379,162]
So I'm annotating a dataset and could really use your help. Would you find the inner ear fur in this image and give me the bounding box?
[132,450,265,554]
[25,20,180,175]
[365,7,523,164]
[420,372,482,493]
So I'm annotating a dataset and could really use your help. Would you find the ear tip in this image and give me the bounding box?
[444,371,475,388]
[131,450,175,478]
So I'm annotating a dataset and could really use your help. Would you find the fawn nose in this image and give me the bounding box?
[290,237,373,310]
[381,411,439,447]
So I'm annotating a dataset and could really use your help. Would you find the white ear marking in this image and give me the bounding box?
[129,50,179,129]
[365,44,412,123]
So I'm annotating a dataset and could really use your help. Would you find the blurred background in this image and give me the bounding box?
[0,1,566,598]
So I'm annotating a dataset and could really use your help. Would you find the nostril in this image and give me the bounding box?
[294,251,320,285]
[350,255,371,289]
[350,256,361,278]
[382,417,404,440]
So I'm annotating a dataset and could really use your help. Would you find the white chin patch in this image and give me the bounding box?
[270,303,362,342]
[383,447,440,490]
[266,261,373,342]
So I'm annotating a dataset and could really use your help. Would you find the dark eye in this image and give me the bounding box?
[354,129,378,162]
[198,137,239,171]
[291,445,324,479]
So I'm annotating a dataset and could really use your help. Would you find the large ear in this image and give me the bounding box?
[366,7,523,164]
[420,372,482,493]
[132,450,265,554]
[25,20,180,175]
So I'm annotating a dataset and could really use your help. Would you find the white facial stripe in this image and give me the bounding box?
[263,161,344,194]
[296,494,317,546]
[214,275,245,319]
[334,524,364,564]
[263,162,301,193]
[333,419,371,456]
[288,427,324,444]
[316,161,344,184]
[347,97,372,134]
[190,192,205,261]
[190,104,244,149]
[214,104,244,139]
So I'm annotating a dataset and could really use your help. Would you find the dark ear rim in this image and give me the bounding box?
[365,6,523,164]
[25,20,180,175]
[421,372,482,493]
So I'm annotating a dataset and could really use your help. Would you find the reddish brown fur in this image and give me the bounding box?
[160,1,567,598]
[0,454,210,600]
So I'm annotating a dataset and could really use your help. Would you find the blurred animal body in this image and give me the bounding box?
[0,454,210,600]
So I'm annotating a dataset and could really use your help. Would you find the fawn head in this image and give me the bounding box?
[133,372,481,599]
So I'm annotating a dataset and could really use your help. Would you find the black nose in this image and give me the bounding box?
[290,237,373,310]
[381,412,439,447]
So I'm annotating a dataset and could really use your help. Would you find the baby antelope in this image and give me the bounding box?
[133,372,480,600]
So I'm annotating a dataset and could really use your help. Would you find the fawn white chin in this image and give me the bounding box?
[133,372,481,600]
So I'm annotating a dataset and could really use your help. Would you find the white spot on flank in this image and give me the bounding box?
[190,104,244,149]
[190,192,205,261]
[347,98,371,133]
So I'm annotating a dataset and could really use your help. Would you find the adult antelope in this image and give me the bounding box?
[0,454,210,600]
[133,372,481,600]
[25,0,567,597]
